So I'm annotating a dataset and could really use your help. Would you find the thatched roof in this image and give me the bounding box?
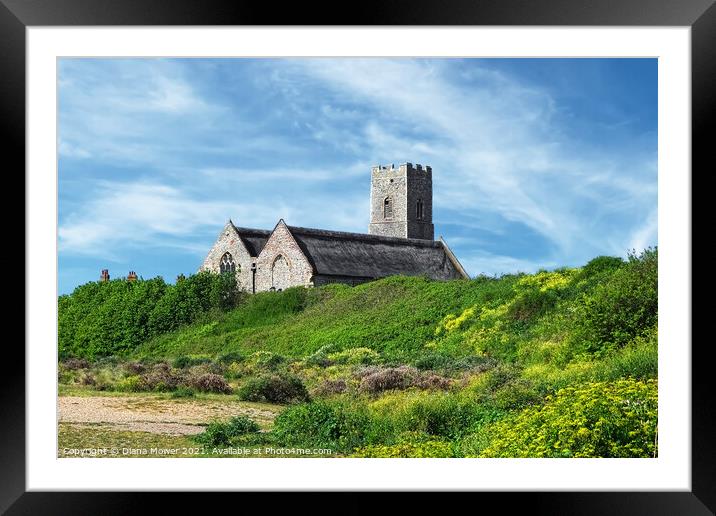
[232,222,467,280]
[232,225,271,257]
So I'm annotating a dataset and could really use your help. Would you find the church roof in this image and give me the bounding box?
[232,221,467,280]
[231,225,271,257]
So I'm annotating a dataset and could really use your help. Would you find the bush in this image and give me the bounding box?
[476,379,658,458]
[248,351,286,371]
[571,248,657,355]
[171,386,196,398]
[312,378,348,397]
[124,361,146,374]
[351,440,455,458]
[237,373,309,404]
[62,357,89,370]
[193,415,260,447]
[116,375,146,392]
[79,371,96,386]
[369,391,502,441]
[328,347,379,365]
[305,344,338,367]
[416,374,453,391]
[189,373,232,394]
[357,366,419,394]
[413,353,452,371]
[141,362,183,391]
[272,399,370,453]
[58,271,242,359]
[579,255,624,278]
[508,288,558,323]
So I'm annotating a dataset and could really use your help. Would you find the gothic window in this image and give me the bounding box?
[384,197,393,219]
[220,252,237,274]
[271,254,291,291]
[416,199,424,220]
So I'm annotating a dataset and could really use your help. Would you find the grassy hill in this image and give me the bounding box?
[133,249,656,366]
[58,248,657,458]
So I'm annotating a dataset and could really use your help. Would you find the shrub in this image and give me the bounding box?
[116,375,146,392]
[189,373,232,394]
[171,386,196,398]
[368,391,504,442]
[446,355,498,373]
[272,399,370,453]
[248,351,286,371]
[305,344,339,367]
[571,247,657,355]
[351,440,455,458]
[476,379,658,458]
[124,361,146,374]
[594,326,658,381]
[224,362,245,379]
[193,415,260,447]
[237,373,309,404]
[413,353,452,371]
[312,378,348,397]
[79,371,96,386]
[328,347,379,365]
[141,362,183,391]
[508,288,558,323]
[62,357,89,370]
[358,366,419,394]
[416,374,453,391]
[579,255,625,278]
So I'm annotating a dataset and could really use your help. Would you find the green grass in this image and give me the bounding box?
[133,275,524,361]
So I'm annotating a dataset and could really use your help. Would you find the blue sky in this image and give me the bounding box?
[58,58,657,295]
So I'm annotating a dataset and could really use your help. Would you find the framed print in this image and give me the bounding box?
[4,0,712,513]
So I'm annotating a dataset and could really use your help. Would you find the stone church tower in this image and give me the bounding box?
[368,163,434,240]
[201,161,468,293]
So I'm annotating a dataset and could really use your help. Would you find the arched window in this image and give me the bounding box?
[220,252,236,274]
[384,197,393,219]
[416,199,424,220]
[271,254,291,291]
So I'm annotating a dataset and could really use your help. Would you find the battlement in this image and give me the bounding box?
[372,162,432,174]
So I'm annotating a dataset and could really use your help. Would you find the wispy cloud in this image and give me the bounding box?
[58,58,657,293]
[269,58,656,265]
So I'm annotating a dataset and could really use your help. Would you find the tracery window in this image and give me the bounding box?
[220,252,237,274]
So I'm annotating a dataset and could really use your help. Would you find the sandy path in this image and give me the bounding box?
[59,395,277,436]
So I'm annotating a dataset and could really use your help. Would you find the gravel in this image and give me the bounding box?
[58,395,277,436]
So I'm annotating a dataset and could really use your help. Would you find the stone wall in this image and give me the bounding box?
[200,221,255,292]
[405,165,434,240]
[254,220,314,291]
[368,163,433,240]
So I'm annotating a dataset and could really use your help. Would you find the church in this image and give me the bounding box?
[200,162,469,293]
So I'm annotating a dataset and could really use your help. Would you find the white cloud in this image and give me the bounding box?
[277,58,657,264]
[58,179,369,259]
[627,208,658,254]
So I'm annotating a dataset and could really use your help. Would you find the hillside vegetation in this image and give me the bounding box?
[58,248,658,458]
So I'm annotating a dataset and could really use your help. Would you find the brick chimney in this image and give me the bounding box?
[127,271,138,282]
[100,269,110,282]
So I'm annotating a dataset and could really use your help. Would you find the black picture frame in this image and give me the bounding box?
[3,0,711,513]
